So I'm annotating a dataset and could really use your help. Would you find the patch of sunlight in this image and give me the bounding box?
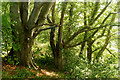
[37,42,49,47]
[1,52,8,57]
[37,69,58,77]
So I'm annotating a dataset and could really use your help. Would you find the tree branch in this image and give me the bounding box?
[64,39,88,48]
[27,2,44,29]
[33,24,59,38]
[20,2,29,25]
[90,12,111,39]
[56,2,67,51]
[32,2,54,39]
[63,23,114,47]
[96,13,116,60]
[106,48,116,57]
[90,0,111,25]
[50,3,56,56]
[36,2,54,25]
[80,1,87,54]
[92,47,100,53]
[39,25,59,32]
[91,0,100,21]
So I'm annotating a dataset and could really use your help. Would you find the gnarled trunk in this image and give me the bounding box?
[7,28,38,69]
[8,2,53,69]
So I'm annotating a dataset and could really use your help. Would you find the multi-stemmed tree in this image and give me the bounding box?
[8,2,54,69]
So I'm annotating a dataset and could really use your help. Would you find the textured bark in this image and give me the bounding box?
[55,2,67,70]
[9,2,53,69]
[9,2,36,69]
[48,2,67,70]
[85,1,112,62]
[87,40,92,62]
[33,2,54,39]
[48,2,66,70]
[49,3,56,59]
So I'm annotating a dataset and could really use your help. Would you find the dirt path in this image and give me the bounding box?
[2,64,59,78]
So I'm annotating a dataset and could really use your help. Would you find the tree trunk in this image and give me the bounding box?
[49,2,67,71]
[118,1,120,79]
[87,40,92,62]
[54,48,63,70]
[79,1,87,55]
[8,2,53,69]
[7,26,38,69]
[20,40,37,69]
[9,2,36,69]
[55,2,67,71]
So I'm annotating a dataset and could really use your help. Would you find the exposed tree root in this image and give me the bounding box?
[30,60,38,70]
[28,62,31,69]
[27,59,38,70]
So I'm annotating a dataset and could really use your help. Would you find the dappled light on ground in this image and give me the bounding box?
[2,64,59,78]
[36,69,58,77]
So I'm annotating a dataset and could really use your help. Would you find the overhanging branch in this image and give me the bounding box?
[106,48,116,57]
[90,1,111,25]
[33,24,59,38]
[63,23,117,46]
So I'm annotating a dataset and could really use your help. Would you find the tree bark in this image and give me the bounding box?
[48,2,67,70]
[55,2,67,71]
[49,3,57,65]
[7,2,53,69]
[87,40,92,62]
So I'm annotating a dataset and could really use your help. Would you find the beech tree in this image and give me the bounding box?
[2,1,118,78]
[8,2,54,69]
[2,1,117,71]
[48,0,117,70]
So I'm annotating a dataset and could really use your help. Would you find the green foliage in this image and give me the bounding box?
[63,51,118,78]
[4,55,19,66]
[2,70,9,78]
[15,69,31,78]
[2,2,21,57]
[2,68,37,78]
[2,3,13,56]
[2,2,118,78]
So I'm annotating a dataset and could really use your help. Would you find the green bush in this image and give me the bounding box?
[2,68,37,78]
[4,55,19,66]
[63,50,118,78]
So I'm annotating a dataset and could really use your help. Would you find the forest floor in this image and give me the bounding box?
[2,63,64,78]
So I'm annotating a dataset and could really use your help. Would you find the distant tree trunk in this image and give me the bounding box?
[118,1,120,79]
[87,40,92,62]
[86,0,100,62]
[49,2,67,70]
[55,2,67,70]
[49,3,59,69]
[79,1,87,56]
